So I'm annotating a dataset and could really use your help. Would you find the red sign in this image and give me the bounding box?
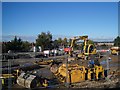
[64,48,71,52]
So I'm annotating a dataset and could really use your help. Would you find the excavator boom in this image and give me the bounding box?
[69,35,96,59]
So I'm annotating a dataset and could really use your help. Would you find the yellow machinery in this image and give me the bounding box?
[0,69,20,87]
[94,65,104,80]
[50,64,105,83]
[69,35,97,59]
[35,59,53,65]
[51,64,87,83]
[0,74,15,86]
[110,46,120,55]
[87,65,104,80]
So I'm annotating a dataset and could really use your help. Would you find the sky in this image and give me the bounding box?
[2,2,118,42]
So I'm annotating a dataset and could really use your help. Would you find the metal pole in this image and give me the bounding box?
[106,52,109,76]
[8,54,12,89]
[35,51,36,61]
[33,46,36,62]
[65,57,69,88]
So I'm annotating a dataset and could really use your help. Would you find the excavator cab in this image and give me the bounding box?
[84,44,96,55]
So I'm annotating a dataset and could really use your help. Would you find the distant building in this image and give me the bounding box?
[95,41,114,46]
[77,41,114,46]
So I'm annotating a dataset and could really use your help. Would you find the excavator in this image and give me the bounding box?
[68,35,97,60]
[50,36,104,84]
[47,36,106,85]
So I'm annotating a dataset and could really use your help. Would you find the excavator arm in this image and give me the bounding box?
[69,35,88,56]
[69,35,97,59]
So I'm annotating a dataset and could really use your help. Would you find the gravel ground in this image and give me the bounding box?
[1,54,120,89]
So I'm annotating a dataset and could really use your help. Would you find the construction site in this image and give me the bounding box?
[1,35,120,89]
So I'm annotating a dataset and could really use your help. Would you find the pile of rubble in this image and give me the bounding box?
[71,78,119,88]
[71,72,120,88]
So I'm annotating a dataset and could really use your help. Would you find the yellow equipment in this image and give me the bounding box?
[87,65,104,80]
[50,63,105,83]
[51,64,87,83]
[0,74,15,86]
[94,65,104,80]
[69,35,97,59]
[42,79,48,87]
[110,46,120,55]
[0,69,20,87]
[13,69,20,77]
[87,68,95,80]
[35,60,53,65]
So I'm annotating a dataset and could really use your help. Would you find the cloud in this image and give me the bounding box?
[90,37,114,42]
[2,34,114,42]
[2,35,37,42]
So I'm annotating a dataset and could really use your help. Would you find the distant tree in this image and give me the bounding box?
[52,38,68,49]
[2,36,32,53]
[22,41,31,52]
[46,31,52,49]
[52,40,59,49]
[62,38,68,47]
[57,38,62,46]
[87,39,94,44]
[36,31,52,51]
[10,36,23,52]
[114,36,120,46]
[67,38,79,50]
[2,42,8,53]
[68,39,72,47]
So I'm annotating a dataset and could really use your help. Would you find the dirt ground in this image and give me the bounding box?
[1,54,120,89]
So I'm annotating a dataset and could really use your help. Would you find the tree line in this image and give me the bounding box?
[36,31,69,51]
[2,36,32,53]
[2,32,70,53]
[114,36,120,46]
[2,32,120,53]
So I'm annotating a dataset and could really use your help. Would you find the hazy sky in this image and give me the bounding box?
[2,2,118,41]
